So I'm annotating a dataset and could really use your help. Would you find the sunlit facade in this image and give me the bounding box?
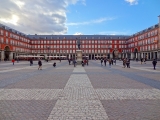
[0,16,160,60]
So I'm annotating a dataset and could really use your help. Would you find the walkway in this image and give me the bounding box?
[0,60,160,120]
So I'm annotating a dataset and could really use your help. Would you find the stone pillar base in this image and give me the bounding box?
[76,50,82,65]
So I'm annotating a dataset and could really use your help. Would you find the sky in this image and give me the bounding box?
[0,0,159,35]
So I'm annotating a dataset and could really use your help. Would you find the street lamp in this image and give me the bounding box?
[47,46,50,60]
[108,45,111,59]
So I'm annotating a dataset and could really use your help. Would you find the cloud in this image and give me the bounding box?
[98,31,130,35]
[125,0,138,5]
[66,17,115,26]
[0,0,86,35]
[74,32,83,35]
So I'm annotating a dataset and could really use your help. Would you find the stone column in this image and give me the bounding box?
[45,54,47,59]
[118,54,121,59]
[126,53,128,59]
[131,53,134,59]
[153,52,155,59]
[76,50,82,65]
[141,53,143,58]
[1,50,4,61]
[110,53,113,59]
[9,52,13,60]
[158,51,160,60]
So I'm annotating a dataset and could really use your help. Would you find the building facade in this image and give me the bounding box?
[0,16,160,61]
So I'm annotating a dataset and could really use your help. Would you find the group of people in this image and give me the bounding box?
[9,57,158,71]
[122,58,131,68]
[37,59,56,70]
[140,58,147,64]
[100,58,116,68]
[81,59,89,67]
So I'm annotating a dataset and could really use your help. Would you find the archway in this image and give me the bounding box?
[112,49,119,59]
[4,46,10,61]
[134,48,138,60]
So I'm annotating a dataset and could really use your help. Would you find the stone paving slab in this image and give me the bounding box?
[137,73,160,82]
[5,72,71,89]
[47,73,109,120]
[0,60,160,120]
[0,100,57,120]
[101,100,160,120]
[0,89,62,100]
[87,74,152,89]
[96,89,160,100]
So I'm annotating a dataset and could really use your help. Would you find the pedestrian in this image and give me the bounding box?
[73,59,76,67]
[123,58,126,68]
[126,59,130,68]
[38,60,42,70]
[108,59,111,68]
[101,59,103,66]
[86,59,88,66]
[111,59,113,65]
[114,59,116,65]
[30,59,33,66]
[144,58,147,64]
[104,58,107,66]
[53,62,56,67]
[141,58,143,64]
[12,59,15,65]
[68,59,71,65]
[152,59,157,70]
[81,60,84,67]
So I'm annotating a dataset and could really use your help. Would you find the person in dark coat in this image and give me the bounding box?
[81,60,84,67]
[101,59,103,66]
[68,59,71,65]
[38,60,42,70]
[114,59,116,65]
[53,62,56,67]
[30,59,33,66]
[104,58,107,66]
[126,59,130,68]
[152,59,157,70]
[86,59,88,66]
[73,59,76,67]
[111,59,113,65]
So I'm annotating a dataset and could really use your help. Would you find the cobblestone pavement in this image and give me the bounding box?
[0,60,160,120]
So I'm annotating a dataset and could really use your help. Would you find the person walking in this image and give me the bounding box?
[68,59,71,65]
[108,59,111,68]
[114,59,116,65]
[111,59,113,65]
[38,60,42,70]
[104,58,107,66]
[53,62,56,67]
[141,58,143,64]
[144,58,147,64]
[101,59,103,66]
[30,59,33,66]
[81,60,84,67]
[12,59,15,65]
[123,58,126,68]
[152,59,157,70]
[126,59,130,68]
[73,59,76,67]
[86,59,89,66]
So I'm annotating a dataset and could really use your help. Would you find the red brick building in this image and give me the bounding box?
[0,16,160,61]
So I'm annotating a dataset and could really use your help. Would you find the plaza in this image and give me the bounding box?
[0,60,160,120]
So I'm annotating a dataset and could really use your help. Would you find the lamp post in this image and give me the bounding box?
[108,46,111,59]
[47,46,50,61]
